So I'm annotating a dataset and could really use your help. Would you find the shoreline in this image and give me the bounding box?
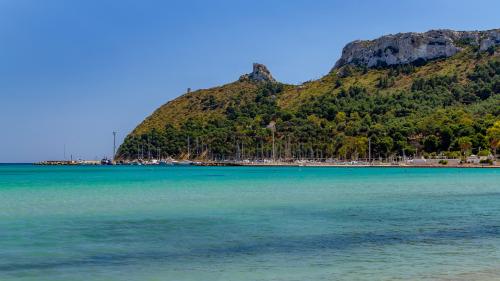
[235,164,499,168]
[31,161,499,168]
[198,162,500,168]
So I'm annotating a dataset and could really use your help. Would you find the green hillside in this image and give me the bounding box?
[117,46,500,161]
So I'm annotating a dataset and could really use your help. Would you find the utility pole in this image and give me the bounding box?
[112,131,117,160]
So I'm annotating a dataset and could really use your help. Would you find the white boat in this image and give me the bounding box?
[159,157,175,165]
[159,159,174,166]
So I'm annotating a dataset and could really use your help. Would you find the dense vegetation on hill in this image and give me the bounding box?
[117,47,499,161]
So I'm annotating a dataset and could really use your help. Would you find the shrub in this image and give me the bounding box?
[480,158,493,165]
[438,160,448,165]
[478,149,491,157]
[444,151,461,159]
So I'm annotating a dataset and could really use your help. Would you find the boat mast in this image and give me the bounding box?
[147,135,151,160]
[368,137,371,164]
[112,131,116,160]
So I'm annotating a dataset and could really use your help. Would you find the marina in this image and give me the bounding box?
[35,158,499,168]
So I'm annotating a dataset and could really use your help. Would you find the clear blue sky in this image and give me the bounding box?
[1,0,498,162]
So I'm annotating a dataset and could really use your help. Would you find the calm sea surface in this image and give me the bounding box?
[0,165,499,281]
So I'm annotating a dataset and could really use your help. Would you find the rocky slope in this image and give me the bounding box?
[334,29,500,68]
[117,29,499,161]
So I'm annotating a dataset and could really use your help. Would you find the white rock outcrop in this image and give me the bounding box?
[240,63,276,83]
[334,29,500,69]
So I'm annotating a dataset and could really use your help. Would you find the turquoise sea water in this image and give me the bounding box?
[0,165,499,281]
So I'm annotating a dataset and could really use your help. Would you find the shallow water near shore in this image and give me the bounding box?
[0,165,499,280]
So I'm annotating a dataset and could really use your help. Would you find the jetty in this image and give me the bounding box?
[35,160,101,165]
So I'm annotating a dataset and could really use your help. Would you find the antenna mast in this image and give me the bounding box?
[112,131,117,160]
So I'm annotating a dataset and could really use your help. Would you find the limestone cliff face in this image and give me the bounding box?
[334,29,500,68]
[239,63,276,83]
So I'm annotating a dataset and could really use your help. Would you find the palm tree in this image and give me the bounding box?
[457,136,472,156]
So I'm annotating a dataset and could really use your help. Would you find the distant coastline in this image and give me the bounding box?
[32,160,499,168]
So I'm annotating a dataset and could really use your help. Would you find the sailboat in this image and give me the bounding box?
[160,157,174,166]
